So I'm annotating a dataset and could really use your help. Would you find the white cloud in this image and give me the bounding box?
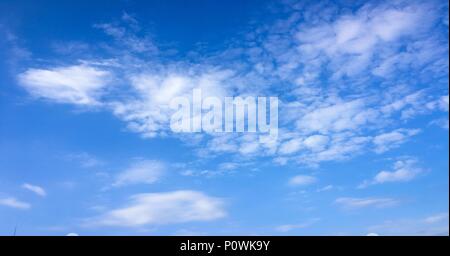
[66,152,104,168]
[0,197,31,210]
[218,162,239,171]
[429,117,449,130]
[381,90,426,117]
[359,158,423,188]
[438,95,449,112]
[22,183,46,197]
[279,138,303,155]
[369,213,449,235]
[94,20,158,54]
[427,96,449,129]
[381,92,449,120]
[295,1,429,80]
[66,233,79,236]
[316,185,334,192]
[113,160,166,187]
[288,175,317,186]
[424,213,449,224]
[18,65,111,105]
[110,69,232,138]
[239,140,260,155]
[335,197,397,210]
[373,128,420,153]
[303,135,329,151]
[296,99,379,134]
[426,95,449,112]
[373,160,422,183]
[14,1,448,170]
[296,134,371,165]
[275,218,320,232]
[89,190,226,227]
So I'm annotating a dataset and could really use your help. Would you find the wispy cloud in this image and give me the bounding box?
[22,183,46,197]
[424,213,449,224]
[373,129,421,154]
[335,197,398,210]
[288,175,317,186]
[86,190,226,227]
[316,185,334,192]
[369,213,449,235]
[66,152,105,168]
[0,197,31,210]
[17,64,112,105]
[113,160,166,187]
[275,218,320,232]
[359,157,424,188]
[94,12,158,54]
[429,117,449,130]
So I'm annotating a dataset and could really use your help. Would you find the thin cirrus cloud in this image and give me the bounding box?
[372,129,421,154]
[87,190,226,227]
[113,160,166,187]
[22,183,47,197]
[17,65,111,105]
[66,152,105,168]
[288,175,317,186]
[0,197,31,210]
[424,213,449,224]
[316,185,334,192]
[275,218,320,232]
[368,213,449,235]
[335,197,398,210]
[358,158,424,188]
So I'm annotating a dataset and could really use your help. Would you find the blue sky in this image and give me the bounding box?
[0,0,448,235]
